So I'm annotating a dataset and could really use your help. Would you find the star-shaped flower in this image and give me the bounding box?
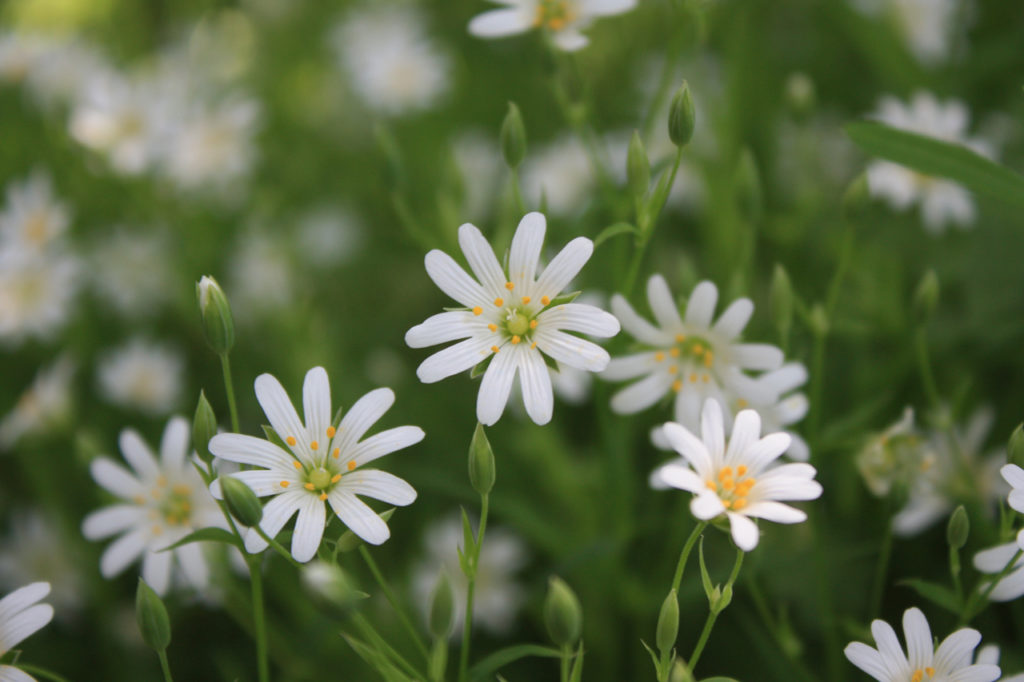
[0,582,54,682]
[469,0,637,52]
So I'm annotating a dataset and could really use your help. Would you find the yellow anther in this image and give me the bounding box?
[925,668,934,677]
[327,426,336,438]
[654,352,666,362]
[304,482,315,491]
[488,323,498,332]
[705,480,717,491]
[732,498,748,511]
[675,333,686,343]
[667,365,678,375]
[134,495,145,505]
[293,461,302,470]
[347,461,356,471]
[722,499,732,508]
[331,474,342,483]
[722,479,736,491]
[529,319,538,329]
[172,484,190,495]
[473,306,483,316]
[511,335,521,344]
[530,342,537,349]
[505,281,515,290]
[522,296,531,304]
[692,343,704,355]
[152,525,164,535]
[332,448,340,458]
[541,295,550,305]
[672,380,683,393]
[319,492,328,501]
[286,436,297,446]
[718,467,734,480]
[157,476,167,487]
[737,398,748,408]
[912,671,923,682]
[491,345,500,353]
[669,347,680,358]
[701,374,710,383]
[280,481,290,487]
[310,440,319,451]
[151,489,161,499]
[737,465,748,476]
[689,373,698,383]
[494,297,504,306]
[704,351,714,368]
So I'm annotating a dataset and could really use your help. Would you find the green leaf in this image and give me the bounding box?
[468,644,562,681]
[544,291,581,309]
[460,508,476,575]
[470,356,493,379]
[261,424,288,450]
[341,634,412,682]
[639,639,660,671]
[845,121,1024,210]
[568,642,584,682]
[593,222,638,249]
[899,578,961,614]
[157,527,241,553]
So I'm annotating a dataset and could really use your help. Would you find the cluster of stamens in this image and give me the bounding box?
[654,333,716,393]
[281,425,356,499]
[911,667,935,682]
[533,0,575,30]
[474,281,550,354]
[705,465,756,511]
[141,476,195,535]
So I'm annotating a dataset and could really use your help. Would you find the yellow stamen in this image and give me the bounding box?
[669,347,680,358]
[521,296,531,304]
[473,306,483,316]
[286,436,297,446]
[732,498,747,511]
[494,297,504,306]
[327,426,336,438]
[667,365,678,375]
[925,668,934,677]
[654,352,665,363]
[310,440,319,451]
[722,479,736,491]
[718,467,734,480]
[511,335,521,344]
[347,461,356,471]
[491,345,500,353]
[722,499,732,508]
[703,351,714,368]
[689,373,698,383]
[488,323,498,332]
[172,484,190,495]
[280,481,290,487]
[134,495,145,505]
[331,474,342,483]
[319,492,328,501]
[304,482,315,491]
[157,476,167,487]
[672,379,682,392]
[505,281,515,290]
[701,374,710,383]
[541,295,550,305]
[705,480,717,491]
[530,320,538,329]
[912,671,923,682]
[152,525,163,535]
[736,465,748,476]
[293,461,302,470]
[675,333,686,343]
[737,398,748,409]
[332,448,340,458]
[530,342,537,349]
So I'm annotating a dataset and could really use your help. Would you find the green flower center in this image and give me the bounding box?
[506,311,531,337]
[159,483,194,526]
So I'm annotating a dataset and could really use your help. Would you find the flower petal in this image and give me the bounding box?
[870,618,911,680]
[176,543,209,590]
[552,27,589,51]
[508,212,545,287]
[646,275,684,332]
[209,433,294,470]
[743,433,793,472]
[844,642,889,681]
[141,547,173,596]
[458,223,506,295]
[468,8,533,38]
[902,608,932,672]
[727,512,759,551]
[0,604,54,652]
[712,298,753,340]
[405,311,480,348]
[223,469,294,497]
[416,335,494,383]
[329,492,390,545]
[700,399,726,460]
[303,367,332,446]
[725,409,761,465]
[342,469,417,505]
[90,458,145,499]
[159,416,191,474]
[245,492,304,554]
[118,429,159,481]
[0,583,51,622]
[601,352,658,381]
[534,237,593,299]
[346,425,425,467]
[333,387,396,456]
[933,628,982,675]
[684,281,718,329]
[534,328,610,371]
[519,347,554,425]
[99,528,148,578]
[477,342,519,426]
[611,294,672,345]
[742,501,807,524]
[538,303,619,337]
[690,491,725,520]
[663,421,713,476]
[82,505,144,540]
[291,494,327,563]
[654,463,705,493]
[733,343,784,371]
[609,371,672,414]
[424,249,489,308]
[255,373,313,463]
[0,665,40,682]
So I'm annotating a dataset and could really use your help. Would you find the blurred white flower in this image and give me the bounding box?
[973,542,1024,603]
[0,248,79,346]
[851,0,960,65]
[1001,463,1024,549]
[412,516,526,637]
[0,172,70,251]
[405,212,619,425]
[296,206,363,268]
[651,399,821,551]
[0,582,54,682]
[226,228,295,322]
[452,132,504,222]
[96,339,184,416]
[0,31,48,84]
[844,607,1000,682]
[0,512,83,616]
[210,367,422,561]
[82,417,226,595]
[469,0,637,52]
[521,136,593,216]
[331,6,450,116]
[867,92,994,234]
[163,98,259,191]
[23,39,110,108]
[0,355,74,448]
[88,228,175,318]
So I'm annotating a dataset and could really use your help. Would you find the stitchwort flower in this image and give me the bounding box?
[405,212,619,426]
[651,399,821,551]
[0,582,54,682]
[209,367,423,562]
[469,0,638,52]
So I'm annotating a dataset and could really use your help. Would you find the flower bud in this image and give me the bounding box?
[668,659,689,682]
[544,576,582,647]
[712,583,733,613]
[668,81,695,147]
[808,303,829,338]
[913,269,940,324]
[193,391,217,464]
[468,423,496,496]
[136,578,171,652]
[220,476,263,528]
[946,505,969,550]
[302,561,368,609]
[627,130,650,199]
[1008,424,1024,469]
[196,276,235,355]
[428,570,455,639]
[656,589,679,655]
[770,264,793,348]
[500,102,527,169]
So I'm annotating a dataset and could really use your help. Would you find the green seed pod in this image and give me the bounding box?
[656,589,679,655]
[627,130,650,199]
[428,570,455,639]
[196,276,235,355]
[1008,424,1024,469]
[500,102,527,169]
[220,476,263,528]
[468,423,496,496]
[913,269,940,324]
[668,81,696,147]
[136,578,171,652]
[946,505,969,550]
[544,576,582,647]
[193,391,217,464]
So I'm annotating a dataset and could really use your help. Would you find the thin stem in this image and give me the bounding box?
[560,644,571,682]
[623,146,685,298]
[360,545,431,663]
[914,327,942,410]
[825,219,855,318]
[457,493,490,682]
[962,548,1024,625]
[671,521,708,595]
[868,503,894,619]
[249,558,270,682]
[744,576,817,682]
[352,612,425,681]
[157,650,174,682]
[14,664,71,682]
[220,353,240,434]
[254,526,304,569]
[950,545,964,607]
[687,548,744,674]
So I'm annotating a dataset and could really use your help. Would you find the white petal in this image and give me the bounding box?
[342,469,417,506]
[728,512,760,551]
[346,425,425,467]
[742,501,807,524]
[534,329,610,371]
[690,491,725,520]
[538,303,619,337]
[759,363,808,395]
[684,281,718,329]
[176,543,209,590]
[99,528,148,578]
[303,367,332,445]
[0,583,51,622]
[159,416,191,473]
[142,548,173,596]
[672,388,702,431]
[646,275,684,332]
[534,237,593,299]
[700,399,725,460]
[245,492,304,554]
[225,470,293,497]
[519,347,554,425]
[424,250,489,308]
[1002,464,1024,490]
[986,565,1024,601]
[611,294,672,345]
[468,8,533,38]
[329,492,390,545]
[733,343,784,371]
[743,433,793,472]
[583,0,637,15]
[902,607,932,672]
[655,464,705,493]
[508,212,545,286]
[711,298,753,339]
[476,343,519,426]
[663,421,713,475]
[416,335,494,383]
[255,373,312,463]
[0,665,40,682]
[609,371,672,414]
[333,387,396,455]
[785,433,810,461]
[0,604,54,652]
[948,665,1002,682]
[118,429,159,480]
[870,618,911,679]
[458,223,506,295]
[844,642,889,681]
[933,629,982,674]
[405,311,480,348]
[601,352,658,381]
[90,458,145,499]
[82,505,144,540]
[972,542,1019,573]
[291,494,327,563]
[552,28,589,51]
[209,433,294,469]
[725,409,761,465]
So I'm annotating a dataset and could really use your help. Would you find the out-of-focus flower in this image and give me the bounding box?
[604,275,784,432]
[975,646,1024,682]
[867,92,994,234]
[163,98,259,191]
[226,228,295,322]
[0,32,48,84]
[330,6,450,116]
[856,407,920,497]
[452,132,504,222]
[96,339,184,416]
[0,355,74,448]
[850,0,960,66]
[844,607,1000,682]
[23,39,110,108]
[295,206,363,268]
[521,136,593,216]
[1000,463,1024,548]
[0,512,83,616]
[88,228,175,318]
[0,248,79,346]
[0,582,54,682]
[412,516,527,637]
[209,367,422,561]
[82,417,225,595]
[469,0,637,52]
[0,172,70,251]
[651,399,821,551]
[405,212,619,425]
[973,542,1024,602]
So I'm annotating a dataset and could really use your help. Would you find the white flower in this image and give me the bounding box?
[844,607,1000,682]
[226,227,295,322]
[452,131,504,222]
[97,339,184,416]
[295,206,364,268]
[412,516,527,637]
[209,367,423,562]
[88,228,176,318]
[0,248,79,346]
[521,136,593,216]
[331,6,450,116]
[0,582,54,682]
[1003,464,1024,516]
[867,92,994,234]
[0,512,83,616]
[850,0,959,65]
[651,399,822,551]
[976,645,1024,682]
[82,417,226,595]
[469,0,637,52]
[604,275,785,431]
[163,98,259,191]
[405,212,619,426]
[0,355,75,449]
[0,32,49,84]
[973,542,1024,602]
[0,172,70,251]
[23,39,109,108]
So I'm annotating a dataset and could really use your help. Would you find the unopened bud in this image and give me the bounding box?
[656,589,679,655]
[196,276,235,355]
[136,578,171,652]
[627,130,650,199]
[468,423,496,496]
[544,576,582,647]
[429,570,455,639]
[913,269,940,324]
[809,304,829,338]
[193,391,217,464]
[713,583,733,613]
[668,659,689,682]
[668,81,696,147]
[220,476,263,528]
[946,505,969,550]
[500,102,527,169]
[1008,424,1024,468]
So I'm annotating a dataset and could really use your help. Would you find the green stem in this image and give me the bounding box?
[687,548,744,674]
[220,353,240,434]
[560,644,571,682]
[623,146,685,297]
[914,327,942,410]
[249,558,270,682]
[868,502,894,619]
[962,548,1024,625]
[14,664,72,682]
[950,545,964,607]
[744,576,817,682]
[157,650,174,682]
[671,521,708,595]
[360,545,431,663]
[457,493,490,682]
[352,612,425,681]
[825,219,855,318]
[253,525,304,569]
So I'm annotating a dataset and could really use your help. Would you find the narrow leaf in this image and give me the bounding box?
[593,222,638,249]
[899,578,961,614]
[157,527,241,553]
[468,644,562,681]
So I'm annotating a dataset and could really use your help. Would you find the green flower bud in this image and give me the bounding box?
[429,570,455,639]
[627,130,650,199]
[668,81,696,147]
[196,276,235,355]
[913,269,940,324]
[668,659,689,682]
[1008,424,1024,469]
[808,303,829,338]
[220,476,263,528]
[734,149,762,223]
[770,264,794,347]
[500,102,527,169]
[842,173,871,222]
[784,72,816,121]
[468,423,496,496]
[136,578,171,652]
[713,583,733,613]
[946,505,969,550]
[335,508,396,552]
[656,589,679,655]
[193,391,217,465]
[544,576,582,647]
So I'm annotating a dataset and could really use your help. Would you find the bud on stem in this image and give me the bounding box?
[196,276,235,355]
[544,576,582,647]
[500,102,527,169]
[468,423,495,496]
[220,476,264,528]
[193,391,217,465]
[668,81,695,147]
[136,578,171,652]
